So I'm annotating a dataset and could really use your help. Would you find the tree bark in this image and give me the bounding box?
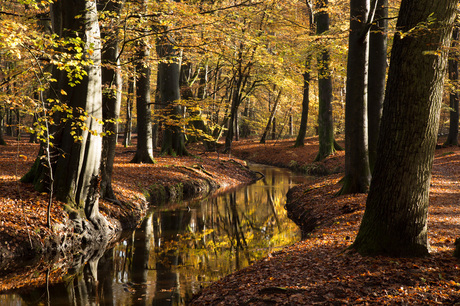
[158,37,188,156]
[338,0,371,195]
[368,0,388,170]
[22,0,109,234]
[123,67,135,147]
[315,0,335,161]
[352,0,457,257]
[294,57,311,147]
[131,39,155,163]
[99,0,124,202]
[444,26,459,147]
[260,90,282,144]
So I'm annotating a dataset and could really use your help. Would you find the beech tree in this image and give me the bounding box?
[338,0,371,195]
[99,0,124,202]
[130,0,155,164]
[368,0,388,169]
[444,26,459,147]
[315,0,336,161]
[352,0,457,257]
[23,0,108,234]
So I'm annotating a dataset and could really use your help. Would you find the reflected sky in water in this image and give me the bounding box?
[1,164,309,305]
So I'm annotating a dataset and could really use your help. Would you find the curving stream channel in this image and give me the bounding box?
[0,164,309,305]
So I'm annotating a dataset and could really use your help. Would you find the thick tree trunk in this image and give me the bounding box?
[23,0,109,235]
[338,0,371,195]
[352,0,457,257]
[315,0,335,161]
[99,0,124,202]
[158,38,188,156]
[131,40,155,163]
[368,0,388,170]
[444,26,459,147]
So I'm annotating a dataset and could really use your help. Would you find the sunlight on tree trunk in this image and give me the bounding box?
[352,0,457,257]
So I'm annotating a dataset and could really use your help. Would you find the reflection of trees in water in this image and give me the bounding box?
[10,167,300,305]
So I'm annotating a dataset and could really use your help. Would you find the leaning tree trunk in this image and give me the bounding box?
[444,26,459,147]
[23,0,109,234]
[352,0,457,257]
[99,0,124,202]
[338,0,371,195]
[315,0,336,161]
[368,0,388,170]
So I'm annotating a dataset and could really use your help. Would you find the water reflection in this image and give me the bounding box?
[3,164,307,305]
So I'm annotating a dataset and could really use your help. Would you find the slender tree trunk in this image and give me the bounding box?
[131,39,155,163]
[294,57,311,147]
[353,0,457,257]
[338,0,371,195]
[368,0,388,170]
[294,2,314,148]
[315,0,335,161]
[123,67,134,147]
[99,0,124,202]
[261,90,282,144]
[444,26,459,147]
[0,107,5,145]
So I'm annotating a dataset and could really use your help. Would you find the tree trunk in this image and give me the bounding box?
[294,57,311,147]
[368,0,388,170]
[99,0,124,202]
[123,67,134,147]
[260,90,282,144]
[315,0,335,161]
[158,37,188,156]
[0,107,5,145]
[294,2,314,148]
[338,0,371,195]
[131,39,155,163]
[444,26,459,147]
[23,0,109,234]
[352,0,457,257]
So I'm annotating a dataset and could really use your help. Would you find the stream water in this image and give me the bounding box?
[0,164,309,305]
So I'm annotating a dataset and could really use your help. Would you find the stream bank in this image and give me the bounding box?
[0,138,258,292]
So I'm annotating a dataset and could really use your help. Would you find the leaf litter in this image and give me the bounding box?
[190,137,460,305]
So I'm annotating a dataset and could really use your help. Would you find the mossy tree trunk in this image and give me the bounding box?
[352,0,457,257]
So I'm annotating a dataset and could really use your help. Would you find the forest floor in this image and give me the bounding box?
[191,136,460,305]
[0,136,256,291]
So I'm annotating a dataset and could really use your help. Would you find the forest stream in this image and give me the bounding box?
[0,164,309,305]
